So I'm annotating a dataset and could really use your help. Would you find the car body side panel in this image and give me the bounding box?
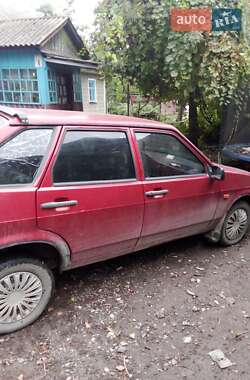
[37,182,145,267]
[0,126,72,269]
[0,186,70,269]
[130,128,223,249]
[1,109,250,272]
[136,176,222,250]
[36,126,145,268]
[211,166,250,218]
[0,187,37,243]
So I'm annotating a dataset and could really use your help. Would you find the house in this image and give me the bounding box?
[0,17,106,113]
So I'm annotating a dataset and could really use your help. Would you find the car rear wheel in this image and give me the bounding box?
[0,258,54,334]
[220,201,250,246]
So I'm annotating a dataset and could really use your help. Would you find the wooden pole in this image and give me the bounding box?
[127,84,130,116]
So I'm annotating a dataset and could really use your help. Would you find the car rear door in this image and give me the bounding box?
[36,127,144,268]
[133,129,221,249]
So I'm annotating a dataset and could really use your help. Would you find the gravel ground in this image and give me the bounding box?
[1,235,250,380]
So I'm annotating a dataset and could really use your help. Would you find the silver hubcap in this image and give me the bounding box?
[0,272,43,324]
[225,208,248,241]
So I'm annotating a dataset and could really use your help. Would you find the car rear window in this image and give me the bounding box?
[0,128,53,185]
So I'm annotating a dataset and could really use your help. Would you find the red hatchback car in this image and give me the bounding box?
[0,106,249,333]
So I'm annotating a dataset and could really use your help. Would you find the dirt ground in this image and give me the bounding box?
[0,235,250,380]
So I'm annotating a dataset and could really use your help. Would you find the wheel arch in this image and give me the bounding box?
[206,194,250,243]
[229,194,250,209]
[0,240,71,272]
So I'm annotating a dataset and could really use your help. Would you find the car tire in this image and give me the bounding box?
[0,258,54,334]
[220,201,250,246]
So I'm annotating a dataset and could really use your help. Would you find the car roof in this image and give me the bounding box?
[0,106,177,131]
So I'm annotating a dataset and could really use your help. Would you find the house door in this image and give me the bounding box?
[56,73,74,110]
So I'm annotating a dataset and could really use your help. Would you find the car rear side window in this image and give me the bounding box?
[53,130,136,183]
[0,128,53,185]
[136,132,205,178]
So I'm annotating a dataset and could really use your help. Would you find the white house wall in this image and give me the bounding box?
[81,73,106,114]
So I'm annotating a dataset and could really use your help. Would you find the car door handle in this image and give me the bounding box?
[41,200,78,209]
[145,190,169,198]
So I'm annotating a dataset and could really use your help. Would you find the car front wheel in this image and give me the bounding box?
[220,201,250,246]
[0,258,54,334]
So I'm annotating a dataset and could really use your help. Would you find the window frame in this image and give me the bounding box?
[73,71,82,103]
[88,78,97,103]
[133,129,209,181]
[0,127,56,188]
[52,127,138,187]
[48,69,58,104]
[0,68,40,105]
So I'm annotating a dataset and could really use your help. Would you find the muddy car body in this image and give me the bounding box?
[0,106,249,333]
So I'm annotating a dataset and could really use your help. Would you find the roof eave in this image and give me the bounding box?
[0,44,39,49]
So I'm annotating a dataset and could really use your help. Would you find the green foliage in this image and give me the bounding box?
[109,102,128,115]
[92,0,250,144]
[197,102,221,145]
[93,0,249,103]
[36,3,55,17]
[107,76,127,114]
[107,76,127,103]
[79,45,90,60]
[243,0,250,46]
[132,101,160,119]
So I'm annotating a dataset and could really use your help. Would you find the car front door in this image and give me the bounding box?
[37,127,144,268]
[133,129,221,250]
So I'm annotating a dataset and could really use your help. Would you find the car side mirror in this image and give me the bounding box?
[208,165,225,181]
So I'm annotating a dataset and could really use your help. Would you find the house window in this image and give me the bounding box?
[73,72,82,102]
[88,79,97,103]
[48,70,58,104]
[0,69,40,104]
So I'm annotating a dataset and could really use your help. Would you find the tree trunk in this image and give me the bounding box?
[177,103,185,122]
[189,94,199,146]
[220,104,229,146]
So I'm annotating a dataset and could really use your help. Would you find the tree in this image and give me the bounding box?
[92,0,249,145]
[63,0,75,19]
[36,3,55,17]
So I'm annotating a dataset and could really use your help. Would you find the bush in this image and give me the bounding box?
[108,99,221,147]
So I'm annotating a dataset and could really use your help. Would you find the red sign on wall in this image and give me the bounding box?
[171,8,212,32]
